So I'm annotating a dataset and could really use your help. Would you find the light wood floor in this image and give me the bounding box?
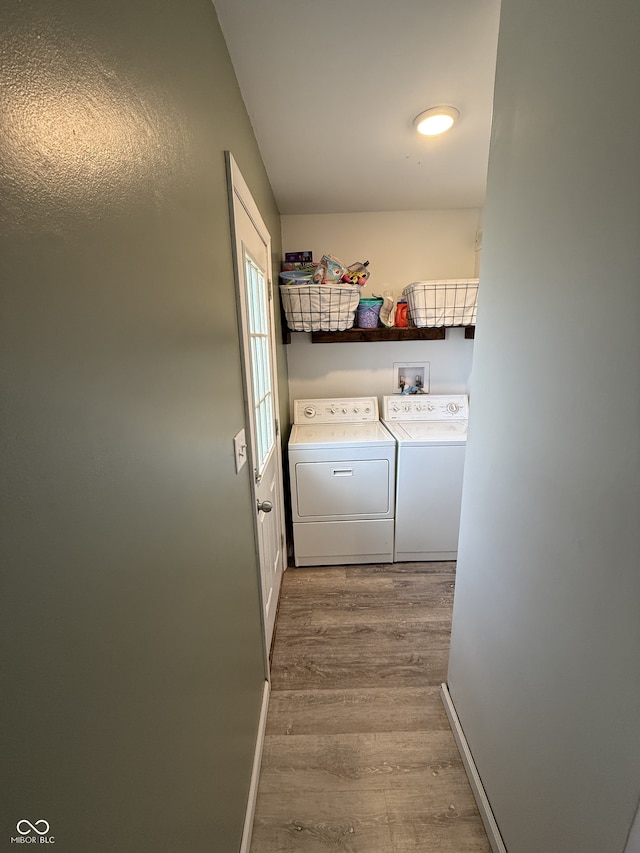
[250,562,491,853]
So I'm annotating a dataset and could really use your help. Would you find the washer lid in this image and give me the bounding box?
[384,419,468,444]
[289,420,395,449]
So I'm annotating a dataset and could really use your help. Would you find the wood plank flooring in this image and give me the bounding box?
[250,562,491,853]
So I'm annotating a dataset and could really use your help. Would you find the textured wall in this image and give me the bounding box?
[0,1,282,850]
[447,0,640,851]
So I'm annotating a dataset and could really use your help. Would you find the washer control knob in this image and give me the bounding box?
[342,407,348,414]
[353,407,360,414]
[446,402,460,414]
[304,406,316,418]
[330,405,338,414]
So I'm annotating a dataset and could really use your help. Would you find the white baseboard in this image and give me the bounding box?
[440,683,508,853]
[239,679,270,853]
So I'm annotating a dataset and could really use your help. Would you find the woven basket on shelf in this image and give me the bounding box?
[279,283,360,332]
[403,279,479,327]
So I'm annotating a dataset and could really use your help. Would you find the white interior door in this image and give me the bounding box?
[227,153,285,655]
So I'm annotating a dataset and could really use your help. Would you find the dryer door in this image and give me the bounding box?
[294,459,391,520]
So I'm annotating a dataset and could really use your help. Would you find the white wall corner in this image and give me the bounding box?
[624,799,640,853]
[441,683,508,853]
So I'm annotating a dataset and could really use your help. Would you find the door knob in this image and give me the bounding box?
[257,499,273,513]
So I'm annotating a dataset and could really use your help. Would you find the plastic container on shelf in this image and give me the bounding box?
[394,300,408,327]
[279,269,315,285]
[355,297,383,328]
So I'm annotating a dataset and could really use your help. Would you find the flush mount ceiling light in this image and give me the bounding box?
[413,105,459,136]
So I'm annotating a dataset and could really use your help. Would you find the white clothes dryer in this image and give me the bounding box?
[382,395,469,562]
[288,397,396,567]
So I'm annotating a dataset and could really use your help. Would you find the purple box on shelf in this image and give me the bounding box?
[285,251,313,264]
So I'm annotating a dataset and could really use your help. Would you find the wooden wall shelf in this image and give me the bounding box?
[311,327,444,343]
[308,326,475,343]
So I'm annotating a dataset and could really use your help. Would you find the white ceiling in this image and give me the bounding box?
[214,0,501,215]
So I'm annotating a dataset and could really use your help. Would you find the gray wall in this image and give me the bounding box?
[448,1,640,852]
[0,1,283,850]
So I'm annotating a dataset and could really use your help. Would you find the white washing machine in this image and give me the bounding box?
[288,397,396,567]
[382,394,469,562]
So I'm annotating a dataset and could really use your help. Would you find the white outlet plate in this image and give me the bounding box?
[233,429,247,473]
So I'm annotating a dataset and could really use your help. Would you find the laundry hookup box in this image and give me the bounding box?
[403,279,479,327]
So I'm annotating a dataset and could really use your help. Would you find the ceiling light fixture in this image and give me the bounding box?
[414,105,459,136]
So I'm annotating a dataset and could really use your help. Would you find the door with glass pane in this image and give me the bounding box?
[227,153,285,655]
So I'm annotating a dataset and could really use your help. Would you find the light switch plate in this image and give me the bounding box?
[233,429,247,473]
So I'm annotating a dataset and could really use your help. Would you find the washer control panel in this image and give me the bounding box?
[382,394,469,421]
[294,397,379,424]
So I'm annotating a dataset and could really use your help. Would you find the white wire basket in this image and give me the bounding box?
[279,283,360,332]
[403,279,479,327]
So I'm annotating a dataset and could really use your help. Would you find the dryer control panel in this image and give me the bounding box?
[293,397,379,424]
[382,394,469,421]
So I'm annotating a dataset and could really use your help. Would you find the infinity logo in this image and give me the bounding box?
[17,820,50,836]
